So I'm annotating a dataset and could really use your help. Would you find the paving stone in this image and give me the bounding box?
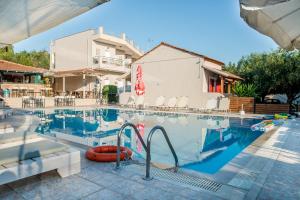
[2,119,299,200]
[83,188,129,200]
[0,184,24,200]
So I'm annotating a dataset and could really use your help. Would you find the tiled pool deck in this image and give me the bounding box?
[1,118,300,200]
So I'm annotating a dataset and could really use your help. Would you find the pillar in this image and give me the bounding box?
[228,81,231,95]
[83,74,86,99]
[220,76,224,94]
[62,76,65,95]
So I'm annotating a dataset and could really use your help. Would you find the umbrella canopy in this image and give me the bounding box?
[0,0,109,47]
[135,65,145,96]
[240,0,300,50]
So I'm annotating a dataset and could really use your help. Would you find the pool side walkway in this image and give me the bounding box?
[0,150,225,200]
[1,119,300,200]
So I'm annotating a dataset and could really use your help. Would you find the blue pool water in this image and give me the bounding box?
[34,108,264,174]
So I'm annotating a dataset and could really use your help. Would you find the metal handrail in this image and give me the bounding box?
[116,122,147,169]
[144,125,179,180]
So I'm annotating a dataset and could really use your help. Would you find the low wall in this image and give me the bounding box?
[255,104,290,114]
[5,98,97,109]
[229,97,254,113]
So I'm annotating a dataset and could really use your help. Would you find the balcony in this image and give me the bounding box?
[92,27,143,58]
[92,55,131,73]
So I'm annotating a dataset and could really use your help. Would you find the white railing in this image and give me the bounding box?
[93,56,131,73]
[94,56,131,67]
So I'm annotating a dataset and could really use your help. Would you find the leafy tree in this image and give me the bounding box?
[271,50,300,104]
[0,46,49,69]
[225,49,300,105]
[102,85,118,103]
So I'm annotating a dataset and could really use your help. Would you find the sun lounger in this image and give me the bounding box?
[199,98,218,113]
[175,96,189,110]
[0,137,81,185]
[120,95,135,108]
[214,98,230,113]
[135,96,145,109]
[163,97,177,111]
[127,96,135,108]
[154,96,165,109]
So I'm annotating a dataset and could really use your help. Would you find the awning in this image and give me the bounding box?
[0,0,109,47]
[117,71,131,80]
[240,0,300,50]
[203,65,243,80]
[0,59,47,73]
[53,68,103,77]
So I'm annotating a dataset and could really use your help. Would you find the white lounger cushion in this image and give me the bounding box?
[176,96,188,108]
[155,96,165,107]
[0,140,67,165]
[167,97,177,108]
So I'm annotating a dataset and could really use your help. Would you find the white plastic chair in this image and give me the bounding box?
[215,98,230,113]
[199,98,218,113]
[135,96,145,109]
[163,97,177,110]
[125,96,135,108]
[154,96,165,109]
[176,96,189,110]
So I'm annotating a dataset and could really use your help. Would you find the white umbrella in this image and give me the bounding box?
[0,0,109,47]
[240,0,300,50]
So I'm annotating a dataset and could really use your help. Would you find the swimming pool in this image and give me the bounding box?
[34,108,264,174]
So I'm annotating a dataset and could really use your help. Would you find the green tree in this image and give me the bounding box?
[225,49,300,105]
[271,50,300,104]
[0,46,49,69]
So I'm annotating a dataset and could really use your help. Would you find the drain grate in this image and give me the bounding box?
[151,167,222,192]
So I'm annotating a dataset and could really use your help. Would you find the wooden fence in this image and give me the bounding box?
[229,96,291,114]
[229,97,254,113]
[254,104,290,114]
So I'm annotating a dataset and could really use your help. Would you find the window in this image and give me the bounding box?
[208,77,221,93]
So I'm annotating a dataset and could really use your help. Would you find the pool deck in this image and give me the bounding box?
[1,118,300,199]
[29,104,265,119]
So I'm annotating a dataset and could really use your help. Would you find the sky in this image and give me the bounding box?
[14,0,278,64]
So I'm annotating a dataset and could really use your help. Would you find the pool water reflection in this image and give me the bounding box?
[34,108,263,174]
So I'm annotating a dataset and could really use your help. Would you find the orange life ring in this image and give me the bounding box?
[85,145,132,162]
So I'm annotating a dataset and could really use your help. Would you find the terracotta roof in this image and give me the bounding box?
[202,65,243,80]
[134,42,225,66]
[0,60,47,73]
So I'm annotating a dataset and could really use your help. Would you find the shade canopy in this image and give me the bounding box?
[240,0,300,50]
[0,0,109,47]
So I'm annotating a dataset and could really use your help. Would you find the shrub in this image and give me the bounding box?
[232,82,257,97]
[102,85,118,103]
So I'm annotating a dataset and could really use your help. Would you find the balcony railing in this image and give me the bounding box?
[93,56,131,72]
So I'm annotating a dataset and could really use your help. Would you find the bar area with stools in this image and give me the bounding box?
[0,60,52,98]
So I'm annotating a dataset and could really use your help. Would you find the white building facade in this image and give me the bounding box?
[128,42,242,109]
[50,26,143,98]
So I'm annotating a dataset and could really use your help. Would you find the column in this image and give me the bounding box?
[83,74,86,99]
[228,81,231,95]
[62,76,65,95]
[220,76,224,94]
